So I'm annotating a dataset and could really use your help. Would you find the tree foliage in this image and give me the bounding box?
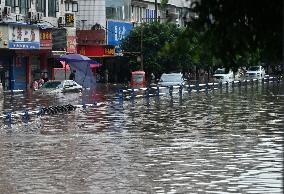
[121,22,181,76]
[190,0,282,68]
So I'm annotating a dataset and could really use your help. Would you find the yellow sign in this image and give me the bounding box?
[104,47,115,56]
[65,13,74,27]
[79,46,86,55]
[40,31,52,40]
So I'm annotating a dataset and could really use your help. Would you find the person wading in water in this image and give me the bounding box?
[69,70,76,80]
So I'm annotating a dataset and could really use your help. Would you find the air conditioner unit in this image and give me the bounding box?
[36,12,43,21]
[28,11,37,21]
[3,6,11,16]
[16,14,21,21]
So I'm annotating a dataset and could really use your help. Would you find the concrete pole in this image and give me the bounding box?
[155,0,158,22]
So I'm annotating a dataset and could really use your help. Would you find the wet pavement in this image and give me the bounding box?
[0,82,283,193]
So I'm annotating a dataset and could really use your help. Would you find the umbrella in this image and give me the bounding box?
[58,54,102,68]
[56,54,101,88]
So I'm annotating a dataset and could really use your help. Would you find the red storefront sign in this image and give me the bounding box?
[67,36,77,53]
[77,45,115,57]
[77,29,105,45]
[40,30,52,49]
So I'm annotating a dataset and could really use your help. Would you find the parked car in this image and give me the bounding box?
[36,80,83,94]
[157,73,185,87]
[213,68,234,83]
[246,66,266,79]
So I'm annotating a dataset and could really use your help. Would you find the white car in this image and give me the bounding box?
[213,68,234,83]
[246,66,266,79]
[36,80,83,94]
[158,73,185,87]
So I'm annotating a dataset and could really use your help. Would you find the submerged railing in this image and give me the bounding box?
[0,76,282,126]
[115,76,282,102]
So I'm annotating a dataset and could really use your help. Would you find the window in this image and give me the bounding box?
[48,0,56,17]
[36,0,46,15]
[5,0,15,12]
[106,0,131,20]
[19,0,31,14]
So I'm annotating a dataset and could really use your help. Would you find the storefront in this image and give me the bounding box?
[76,22,133,83]
[77,44,115,82]
[106,20,133,83]
[0,23,41,90]
[0,25,13,90]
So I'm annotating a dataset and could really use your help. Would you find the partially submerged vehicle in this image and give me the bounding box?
[35,80,83,94]
[213,68,234,83]
[158,73,185,87]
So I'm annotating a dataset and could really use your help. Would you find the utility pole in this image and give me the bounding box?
[140,24,144,70]
[155,0,158,21]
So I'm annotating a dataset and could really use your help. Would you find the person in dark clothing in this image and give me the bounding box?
[69,70,76,80]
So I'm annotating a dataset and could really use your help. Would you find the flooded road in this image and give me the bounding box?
[0,82,283,193]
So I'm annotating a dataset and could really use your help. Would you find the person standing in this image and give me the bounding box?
[69,70,76,80]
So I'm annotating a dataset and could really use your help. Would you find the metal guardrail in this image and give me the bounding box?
[115,76,282,101]
[0,76,282,126]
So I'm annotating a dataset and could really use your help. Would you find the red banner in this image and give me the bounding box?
[67,36,77,53]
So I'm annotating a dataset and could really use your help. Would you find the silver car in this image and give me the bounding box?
[36,80,83,94]
[158,73,185,87]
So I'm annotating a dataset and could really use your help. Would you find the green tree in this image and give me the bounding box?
[121,22,182,77]
[190,0,282,71]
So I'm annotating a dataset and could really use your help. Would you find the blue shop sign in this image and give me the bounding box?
[8,41,40,49]
[8,24,40,49]
[107,20,133,46]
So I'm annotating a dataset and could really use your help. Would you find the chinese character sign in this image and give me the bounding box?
[40,30,52,49]
[67,36,77,53]
[8,25,40,49]
[107,20,133,46]
[65,13,75,27]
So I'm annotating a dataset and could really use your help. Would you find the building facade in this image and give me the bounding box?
[131,0,192,27]
[0,0,78,90]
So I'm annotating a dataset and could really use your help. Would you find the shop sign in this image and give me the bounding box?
[65,13,75,27]
[78,45,115,57]
[67,36,76,53]
[104,46,115,56]
[107,20,133,46]
[40,30,52,49]
[77,29,105,45]
[52,28,67,50]
[0,25,9,48]
[8,25,40,49]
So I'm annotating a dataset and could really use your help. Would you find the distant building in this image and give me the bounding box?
[131,0,192,27]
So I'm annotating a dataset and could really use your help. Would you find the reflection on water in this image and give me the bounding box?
[0,83,283,193]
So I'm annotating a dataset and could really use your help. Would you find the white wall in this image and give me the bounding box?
[76,0,106,30]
